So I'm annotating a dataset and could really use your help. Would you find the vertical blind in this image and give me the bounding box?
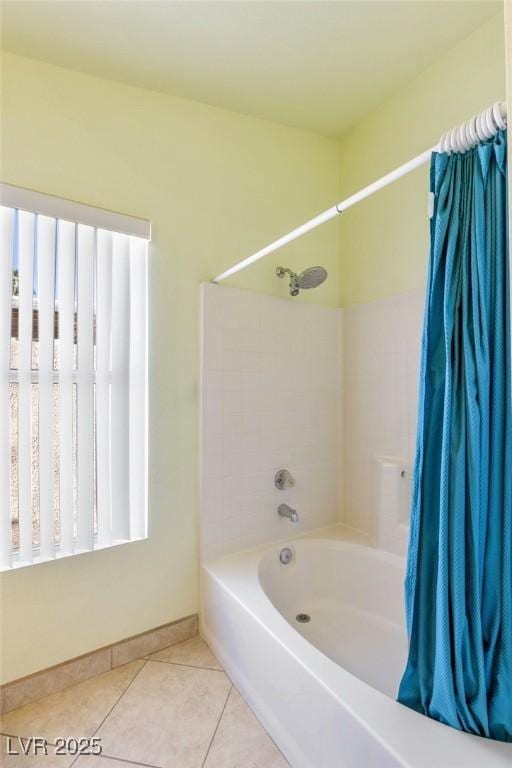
[0,196,149,570]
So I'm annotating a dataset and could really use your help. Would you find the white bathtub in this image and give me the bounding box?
[201,528,512,768]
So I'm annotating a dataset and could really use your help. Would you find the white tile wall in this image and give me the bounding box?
[201,284,424,558]
[342,289,424,537]
[200,283,342,561]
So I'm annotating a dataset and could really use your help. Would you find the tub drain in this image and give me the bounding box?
[296,613,311,624]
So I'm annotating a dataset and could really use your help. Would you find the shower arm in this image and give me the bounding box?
[276,266,297,279]
[212,101,507,285]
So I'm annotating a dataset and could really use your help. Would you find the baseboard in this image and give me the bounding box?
[0,613,198,714]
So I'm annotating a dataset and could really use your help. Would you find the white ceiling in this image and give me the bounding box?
[0,1,502,137]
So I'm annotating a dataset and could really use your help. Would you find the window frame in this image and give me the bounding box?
[1,184,150,571]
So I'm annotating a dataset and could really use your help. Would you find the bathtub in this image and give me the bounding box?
[201,528,512,768]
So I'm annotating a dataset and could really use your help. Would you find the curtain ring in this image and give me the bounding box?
[463,120,474,150]
[493,101,506,131]
[457,123,469,152]
[475,113,484,141]
[466,120,475,149]
[449,127,459,153]
[444,132,452,153]
[485,106,497,136]
[467,115,478,146]
[475,112,487,141]
[479,109,493,139]
[455,125,465,153]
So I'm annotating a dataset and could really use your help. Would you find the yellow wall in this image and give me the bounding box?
[0,52,340,684]
[337,12,506,306]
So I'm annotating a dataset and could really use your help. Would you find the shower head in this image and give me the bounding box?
[297,266,328,290]
[276,265,328,296]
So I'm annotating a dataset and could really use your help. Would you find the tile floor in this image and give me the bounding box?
[0,636,289,768]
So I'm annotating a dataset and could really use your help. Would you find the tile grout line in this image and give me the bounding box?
[141,634,211,660]
[200,684,233,768]
[95,752,163,768]
[93,660,148,737]
[69,660,149,768]
[145,658,224,673]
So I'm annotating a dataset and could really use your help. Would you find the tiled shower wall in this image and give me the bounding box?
[342,288,424,538]
[200,283,342,561]
[200,283,424,559]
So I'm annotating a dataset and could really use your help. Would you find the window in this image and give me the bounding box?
[0,184,150,570]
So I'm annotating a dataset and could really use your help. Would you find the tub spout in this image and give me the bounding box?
[278,503,299,523]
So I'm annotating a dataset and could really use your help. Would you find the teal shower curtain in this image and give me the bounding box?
[398,130,511,741]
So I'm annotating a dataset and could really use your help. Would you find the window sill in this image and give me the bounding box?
[3,535,147,573]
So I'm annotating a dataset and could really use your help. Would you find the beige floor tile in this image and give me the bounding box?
[149,636,222,671]
[0,662,144,744]
[96,660,231,768]
[0,735,74,768]
[204,688,289,768]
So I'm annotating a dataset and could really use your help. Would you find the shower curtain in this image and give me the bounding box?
[398,130,511,741]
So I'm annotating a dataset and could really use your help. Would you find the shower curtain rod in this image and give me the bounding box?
[212,101,507,284]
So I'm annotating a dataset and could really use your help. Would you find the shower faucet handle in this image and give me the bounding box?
[274,469,296,490]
